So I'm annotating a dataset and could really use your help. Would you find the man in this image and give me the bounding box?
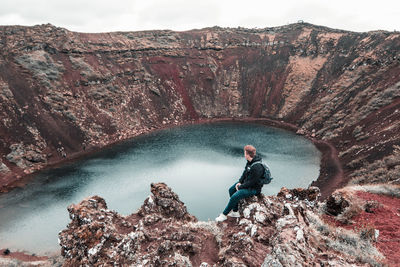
[215,145,264,222]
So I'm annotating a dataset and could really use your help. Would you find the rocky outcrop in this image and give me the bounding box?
[59,183,384,266]
[0,23,399,194]
[59,183,214,266]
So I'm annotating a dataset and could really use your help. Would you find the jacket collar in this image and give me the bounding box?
[248,154,262,164]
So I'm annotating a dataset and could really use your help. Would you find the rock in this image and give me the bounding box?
[6,143,46,168]
[149,87,161,96]
[0,161,10,173]
[374,229,380,241]
[6,143,27,168]
[277,186,320,202]
[58,183,384,266]
[296,128,306,135]
[138,183,196,222]
[59,183,204,266]
[325,192,350,216]
[364,200,379,213]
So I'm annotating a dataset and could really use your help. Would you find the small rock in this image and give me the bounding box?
[250,225,258,237]
[325,192,350,216]
[295,227,304,242]
[374,229,380,241]
[0,161,10,173]
[149,87,161,96]
[364,200,379,213]
[296,128,306,135]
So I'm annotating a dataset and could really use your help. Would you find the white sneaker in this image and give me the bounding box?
[228,211,240,218]
[215,213,227,222]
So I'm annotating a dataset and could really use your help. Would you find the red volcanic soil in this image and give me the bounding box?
[0,249,48,263]
[354,192,400,267]
[326,191,400,267]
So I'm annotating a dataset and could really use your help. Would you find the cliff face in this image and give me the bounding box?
[0,23,399,191]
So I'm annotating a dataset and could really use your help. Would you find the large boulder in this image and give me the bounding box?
[325,191,350,216]
[137,182,196,222]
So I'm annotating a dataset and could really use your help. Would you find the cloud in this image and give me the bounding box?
[0,0,136,31]
[0,0,399,32]
[283,0,400,32]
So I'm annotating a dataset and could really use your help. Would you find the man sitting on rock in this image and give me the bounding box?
[216,145,264,222]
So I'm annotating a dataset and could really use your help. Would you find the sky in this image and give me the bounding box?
[0,0,399,33]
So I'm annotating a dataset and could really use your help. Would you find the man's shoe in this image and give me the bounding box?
[228,211,240,218]
[215,213,227,222]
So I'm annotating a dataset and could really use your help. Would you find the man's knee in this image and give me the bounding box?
[230,191,246,202]
[228,183,237,195]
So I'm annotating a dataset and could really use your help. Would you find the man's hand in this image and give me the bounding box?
[235,183,241,191]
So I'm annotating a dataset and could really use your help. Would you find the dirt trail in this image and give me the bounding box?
[311,140,345,199]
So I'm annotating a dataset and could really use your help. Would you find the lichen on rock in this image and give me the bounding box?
[6,143,47,169]
[0,160,10,173]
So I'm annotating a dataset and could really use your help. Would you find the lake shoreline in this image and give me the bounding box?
[0,117,342,200]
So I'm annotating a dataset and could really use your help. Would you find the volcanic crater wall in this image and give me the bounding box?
[0,23,399,191]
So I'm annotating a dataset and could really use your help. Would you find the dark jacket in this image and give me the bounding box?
[238,154,264,193]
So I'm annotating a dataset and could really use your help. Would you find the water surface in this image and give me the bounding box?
[0,122,320,254]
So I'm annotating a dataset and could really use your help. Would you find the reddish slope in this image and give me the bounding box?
[0,23,399,196]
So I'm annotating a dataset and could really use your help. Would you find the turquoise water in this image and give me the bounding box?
[0,122,320,254]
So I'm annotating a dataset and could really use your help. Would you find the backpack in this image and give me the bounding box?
[250,161,273,184]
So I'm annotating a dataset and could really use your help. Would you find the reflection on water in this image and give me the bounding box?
[0,122,320,254]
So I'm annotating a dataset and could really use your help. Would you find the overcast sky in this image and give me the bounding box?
[0,0,399,33]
